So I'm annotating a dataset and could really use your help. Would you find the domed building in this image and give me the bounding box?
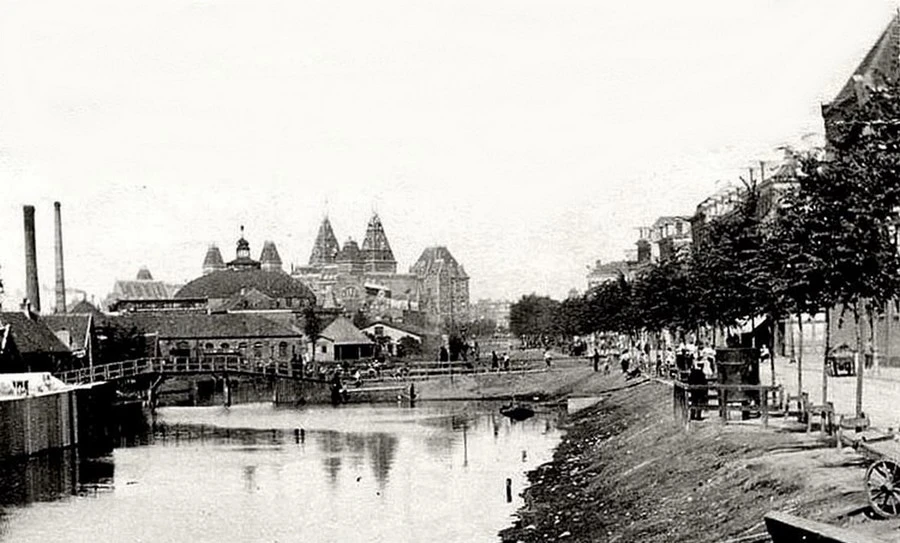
[177,230,315,311]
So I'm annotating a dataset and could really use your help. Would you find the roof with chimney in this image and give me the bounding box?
[43,314,92,352]
[309,217,341,266]
[101,313,303,340]
[0,312,71,355]
[410,246,468,279]
[361,213,396,263]
[318,315,372,345]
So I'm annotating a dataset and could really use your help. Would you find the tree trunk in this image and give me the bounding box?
[797,312,803,398]
[823,307,831,405]
[855,301,864,418]
[770,315,776,388]
[886,300,893,374]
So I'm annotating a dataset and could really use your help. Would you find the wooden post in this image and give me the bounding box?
[761,387,769,428]
[505,478,512,502]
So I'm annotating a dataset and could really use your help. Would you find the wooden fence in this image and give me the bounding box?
[672,381,782,428]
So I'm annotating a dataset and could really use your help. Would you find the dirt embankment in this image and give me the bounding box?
[500,379,883,543]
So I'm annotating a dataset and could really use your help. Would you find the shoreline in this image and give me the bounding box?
[498,376,897,543]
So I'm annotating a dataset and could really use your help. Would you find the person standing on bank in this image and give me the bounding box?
[592,349,601,372]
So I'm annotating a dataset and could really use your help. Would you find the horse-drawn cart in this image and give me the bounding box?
[826,344,856,377]
[847,429,900,518]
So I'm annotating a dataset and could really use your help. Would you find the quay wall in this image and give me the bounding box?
[0,390,77,459]
[0,376,118,461]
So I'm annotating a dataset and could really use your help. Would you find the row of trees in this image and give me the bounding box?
[510,86,900,415]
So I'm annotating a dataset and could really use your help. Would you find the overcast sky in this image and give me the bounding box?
[0,0,897,308]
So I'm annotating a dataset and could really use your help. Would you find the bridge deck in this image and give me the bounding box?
[57,356,322,385]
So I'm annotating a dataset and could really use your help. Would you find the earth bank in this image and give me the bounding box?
[500,377,896,543]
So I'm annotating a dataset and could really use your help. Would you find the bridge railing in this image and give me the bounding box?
[56,356,305,384]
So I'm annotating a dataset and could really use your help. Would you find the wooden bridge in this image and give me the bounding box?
[56,356,315,385]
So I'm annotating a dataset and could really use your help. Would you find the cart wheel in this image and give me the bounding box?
[866,460,900,518]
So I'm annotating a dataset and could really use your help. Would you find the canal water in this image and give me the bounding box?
[0,401,564,542]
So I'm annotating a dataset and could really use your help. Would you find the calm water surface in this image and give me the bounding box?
[0,401,563,542]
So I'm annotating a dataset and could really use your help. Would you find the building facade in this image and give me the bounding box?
[410,246,470,326]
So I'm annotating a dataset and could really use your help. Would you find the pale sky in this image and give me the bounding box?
[0,0,897,308]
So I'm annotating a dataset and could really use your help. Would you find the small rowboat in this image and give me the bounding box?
[500,403,535,421]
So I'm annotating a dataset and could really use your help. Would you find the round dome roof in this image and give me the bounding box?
[175,269,315,301]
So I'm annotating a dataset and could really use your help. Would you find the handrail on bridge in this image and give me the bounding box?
[56,356,310,385]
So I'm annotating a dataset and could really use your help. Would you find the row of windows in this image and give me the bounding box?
[172,341,292,358]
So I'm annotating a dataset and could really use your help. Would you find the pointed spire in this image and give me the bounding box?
[362,213,397,273]
[309,216,340,266]
[259,241,283,272]
[203,244,226,275]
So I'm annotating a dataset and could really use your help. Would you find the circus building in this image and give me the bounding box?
[176,230,315,312]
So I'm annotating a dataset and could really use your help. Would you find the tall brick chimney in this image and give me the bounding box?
[23,205,41,313]
[54,201,66,313]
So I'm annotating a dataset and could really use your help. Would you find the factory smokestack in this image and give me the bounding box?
[23,205,40,313]
[54,201,66,313]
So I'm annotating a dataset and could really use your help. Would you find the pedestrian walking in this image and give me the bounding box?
[502,352,511,371]
[543,349,552,369]
[592,349,601,372]
[491,350,499,371]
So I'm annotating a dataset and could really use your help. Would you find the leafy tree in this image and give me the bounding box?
[509,294,560,344]
[302,303,322,364]
[95,323,148,364]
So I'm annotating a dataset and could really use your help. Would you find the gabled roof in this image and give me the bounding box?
[43,314,92,352]
[113,279,174,300]
[410,246,468,279]
[69,299,104,317]
[826,14,900,115]
[319,316,372,345]
[361,321,427,340]
[101,313,303,340]
[0,312,71,354]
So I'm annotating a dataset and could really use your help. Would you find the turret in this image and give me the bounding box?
[260,241,283,273]
[361,213,397,273]
[202,245,226,275]
[309,216,340,267]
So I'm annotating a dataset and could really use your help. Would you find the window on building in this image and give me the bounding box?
[321,345,327,354]
[205,343,214,350]
[253,342,263,358]
[278,342,288,358]
[238,342,248,353]
[221,343,230,350]
[176,341,190,350]
[374,326,384,337]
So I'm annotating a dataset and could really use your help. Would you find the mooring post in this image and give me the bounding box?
[505,478,512,502]
[223,376,232,407]
[409,383,416,408]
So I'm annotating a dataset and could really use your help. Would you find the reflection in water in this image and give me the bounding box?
[0,402,564,543]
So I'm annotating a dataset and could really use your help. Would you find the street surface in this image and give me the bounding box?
[763,355,900,429]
